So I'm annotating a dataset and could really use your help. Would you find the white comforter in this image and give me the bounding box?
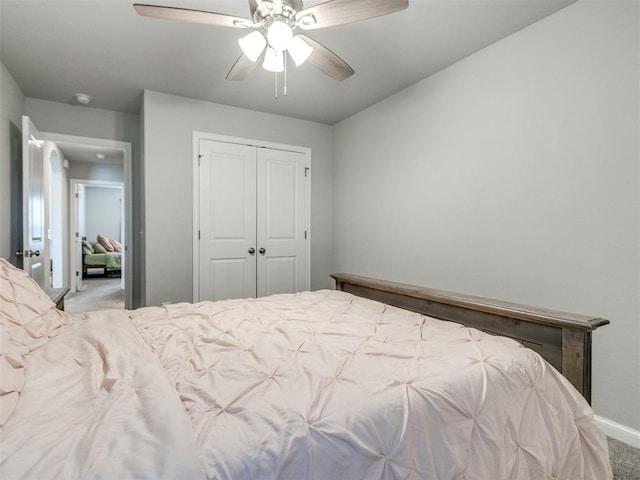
[1,290,612,479]
[0,310,202,479]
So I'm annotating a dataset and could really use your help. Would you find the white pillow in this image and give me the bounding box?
[93,242,107,254]
[97,234,115,252]
[110,239,123,253]
[0,258,71,427]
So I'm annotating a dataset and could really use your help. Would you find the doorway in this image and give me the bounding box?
[42,132,133,309]
[48,148,65,288]
[67,180,125,314]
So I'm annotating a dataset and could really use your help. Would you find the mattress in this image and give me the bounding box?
[83,251,121,269]
[1,287,613,479]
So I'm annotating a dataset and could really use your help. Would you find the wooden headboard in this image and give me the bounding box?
[331,273,609,404]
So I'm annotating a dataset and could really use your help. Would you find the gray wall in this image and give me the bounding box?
[24,98,139,146]
[0,62,24,261]
[333,1,639,432]
[85,186,122,243]
[67,161,124,183]
[142,90,333,306]
[24,98,143,307]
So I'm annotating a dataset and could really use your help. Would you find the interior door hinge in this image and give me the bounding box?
[305,167,310,177]
[75,271,79,277]
[198,154,202,166]
[198,230,201,240]
[305,230,308,239]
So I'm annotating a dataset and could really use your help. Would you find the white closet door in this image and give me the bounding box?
[199,140,257,301]
[256,148,307,297]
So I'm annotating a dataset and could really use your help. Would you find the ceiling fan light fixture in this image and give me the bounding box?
[288,35,313,66]
[134,0,403,86]
[266,20,293,51]
[239,30,267,62]
[263,47,284,73]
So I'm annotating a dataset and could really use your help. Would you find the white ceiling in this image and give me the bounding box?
[54,141,124,165]
[1,0,575,125]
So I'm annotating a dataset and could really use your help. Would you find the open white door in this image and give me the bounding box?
[21,116,46,287]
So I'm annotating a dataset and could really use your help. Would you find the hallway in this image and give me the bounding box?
[65,275,124,314]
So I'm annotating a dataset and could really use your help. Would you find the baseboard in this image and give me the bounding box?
[595,415,640,448]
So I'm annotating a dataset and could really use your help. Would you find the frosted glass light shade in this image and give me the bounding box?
[288,35,313,66]
[266,21,293,51]
[239,31,267,62]
[263,47,284,72]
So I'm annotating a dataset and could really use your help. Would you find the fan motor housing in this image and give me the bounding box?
[253,0,303,24]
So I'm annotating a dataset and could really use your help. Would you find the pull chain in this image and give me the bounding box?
[284,51,288,96]
[275,69,278,99]
[274,52,288,100]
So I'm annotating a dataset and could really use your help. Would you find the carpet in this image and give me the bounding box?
[609,436,640,479]
[65,277,124,314]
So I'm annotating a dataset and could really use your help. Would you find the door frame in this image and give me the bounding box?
[46,146,65,288]
[44,133,133,309]
[192,132,311,303]
[69,179,125,292]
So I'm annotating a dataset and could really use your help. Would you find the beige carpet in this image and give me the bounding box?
[609,436,640,479]
[64,276,125,314]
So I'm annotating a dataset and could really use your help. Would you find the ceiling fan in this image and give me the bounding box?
[134,0,409,85]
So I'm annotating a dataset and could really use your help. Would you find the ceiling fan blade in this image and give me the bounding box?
[249,0,261,17]
[226,52,264,81]
[298,35,354,81]
[296,0,408,30]
[134,4,252,28]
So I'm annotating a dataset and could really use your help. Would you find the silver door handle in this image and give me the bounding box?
[248,247,255,255]
[15,251,24,257]
[258,248,266,255]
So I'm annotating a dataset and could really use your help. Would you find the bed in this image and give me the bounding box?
[0,259,613,479]
[82,251,122,276]
[81,237,122,277]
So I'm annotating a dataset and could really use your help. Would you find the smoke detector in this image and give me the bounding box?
[75,93,92,105]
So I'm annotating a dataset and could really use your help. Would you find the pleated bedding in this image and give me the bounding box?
[1,288,612,479]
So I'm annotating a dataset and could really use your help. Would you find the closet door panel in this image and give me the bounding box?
[207,258,249,302]
[199,140,257,301]
[265,160,297,239]
[257,149,307,297]
[264,257,297,296]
